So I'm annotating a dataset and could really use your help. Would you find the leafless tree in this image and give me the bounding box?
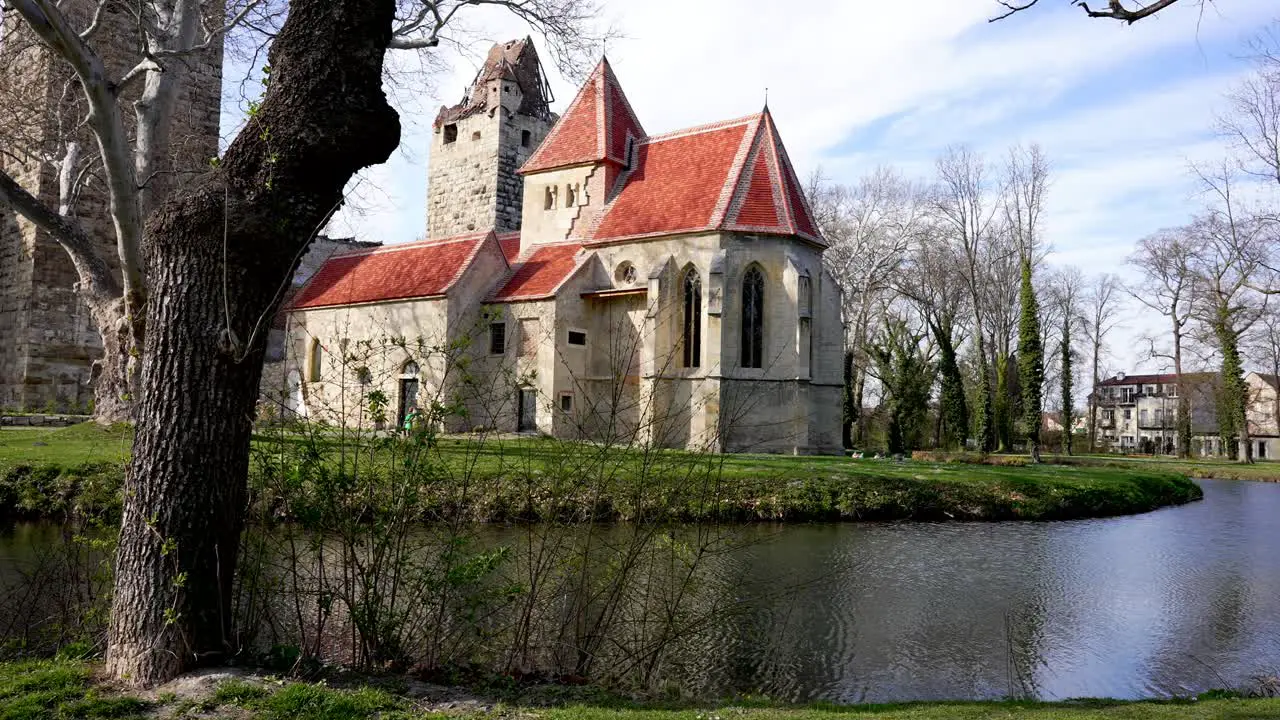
[812,166,927,447]
[1252,307,1280,439]
[1082,273,1124,453]
[1186,163,1276,462]
[1126,226,1201,456]
[897,222,971,448]
[1220,24,1280,187]
[989,0,1197,24]
[1048,265,1086,453]
[932,146,1002,451]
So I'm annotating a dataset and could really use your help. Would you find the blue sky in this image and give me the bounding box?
[221,0,1277,373]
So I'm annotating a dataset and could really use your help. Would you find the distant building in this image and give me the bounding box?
[1090,372,1219,455]
[1090,371,1280,457]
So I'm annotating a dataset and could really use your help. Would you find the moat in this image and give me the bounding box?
[3,477,1279,703]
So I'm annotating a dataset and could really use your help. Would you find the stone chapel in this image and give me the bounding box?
[281,39,844,454]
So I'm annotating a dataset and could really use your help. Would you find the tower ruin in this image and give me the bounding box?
[427,38,557,239]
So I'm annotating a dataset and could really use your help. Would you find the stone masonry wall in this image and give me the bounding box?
[0,0,224,411]
[427,83,552,240]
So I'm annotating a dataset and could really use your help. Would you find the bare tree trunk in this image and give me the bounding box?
[1173,331,1191,458]
[105,0,399,686]
[1088,341,1100,454]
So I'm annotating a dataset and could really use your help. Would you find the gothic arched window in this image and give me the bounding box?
[741,266,765,369]
[682,267,702,368]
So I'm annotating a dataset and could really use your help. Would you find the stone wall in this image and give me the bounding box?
[427,78,553,240]
[0,0,224,412]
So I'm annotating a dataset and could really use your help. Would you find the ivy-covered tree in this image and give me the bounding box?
[870,319,936,455]
[1018,259,1045,462]
[1059,321,1074,455]
[931,318,969,449]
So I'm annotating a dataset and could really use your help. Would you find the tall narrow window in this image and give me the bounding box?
[682,267,701,368]
[741,266,764,369]
[521,129,532,147]
[544,185,556,210]
[307,338,322,381]
[798,272,812,318]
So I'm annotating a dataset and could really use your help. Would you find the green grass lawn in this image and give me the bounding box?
[4,659,1280,720]
[0,424,1208,521]
[1054,452,1280,482]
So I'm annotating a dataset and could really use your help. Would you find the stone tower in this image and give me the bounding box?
[427,38,557,240]
[0,2,223,411]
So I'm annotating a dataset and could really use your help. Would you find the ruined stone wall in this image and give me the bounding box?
[0,1,224,411]
[427,85,552,240]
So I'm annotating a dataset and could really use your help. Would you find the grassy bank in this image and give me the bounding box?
[0,423,1204,522]
[5,659,1280,719]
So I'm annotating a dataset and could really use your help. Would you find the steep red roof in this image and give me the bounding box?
[591,119,750,241]
[520,58,644,174]
[496,231,522,263]
[492,243,584,301]
[290,233,489,309]
[588,110,825,245]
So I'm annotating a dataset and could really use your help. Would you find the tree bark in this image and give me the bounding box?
[105,0,400,686]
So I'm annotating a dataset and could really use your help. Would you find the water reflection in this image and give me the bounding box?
[2,478,1279,703]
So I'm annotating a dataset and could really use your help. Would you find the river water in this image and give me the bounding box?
[2,478,1278,703]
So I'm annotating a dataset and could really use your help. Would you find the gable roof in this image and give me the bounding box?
[1098,372,1218,387]
[520,58,644,174]
[491,243,585,301]
[589,109,825,245]
[290,232,494,310]
[496,231,522,263]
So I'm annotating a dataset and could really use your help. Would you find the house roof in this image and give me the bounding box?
[1098,372,1217,387]
[588,109,824,245]
[491,242,585,301]
[496,231,522,263]
[520,58,645,174]
[289,232,492,310]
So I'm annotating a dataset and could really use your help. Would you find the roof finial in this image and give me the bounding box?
[764,87,769,109]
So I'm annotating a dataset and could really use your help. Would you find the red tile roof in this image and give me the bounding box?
[491,243,584,301]
[496,231,522,263]
[591,120,750,241]
[290,233,490,309]
[589,110,825,245]
[520,58,644,174]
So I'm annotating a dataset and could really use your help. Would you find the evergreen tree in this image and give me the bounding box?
[1059,317,1074,455]
[1018,259,1045,462]
[1214,311,1249,461]
[930,319,969,449]
[975,352,997,453]
[871,320,936,455]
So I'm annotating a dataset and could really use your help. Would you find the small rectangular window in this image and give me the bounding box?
[443,123,458,144]
[519,318,540,357]
[568,330,587,346]
[560,393,573,412]
[472,130,482,141]
[544,186,555,210]
[521,130,531,147]
[489,322,506,355]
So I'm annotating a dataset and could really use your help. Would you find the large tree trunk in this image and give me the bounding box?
[105,0,399,686]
